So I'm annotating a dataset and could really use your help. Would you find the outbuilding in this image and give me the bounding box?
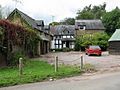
[108,29,120,55]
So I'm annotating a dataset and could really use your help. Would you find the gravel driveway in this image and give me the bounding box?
[40,51,120,70]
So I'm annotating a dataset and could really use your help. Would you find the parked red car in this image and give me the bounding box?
[85,45,102,56]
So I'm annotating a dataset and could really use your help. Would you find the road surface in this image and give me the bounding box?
[1,72,120,90]
[40,51,120,70]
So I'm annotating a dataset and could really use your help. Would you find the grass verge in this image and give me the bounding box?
[0,59,82,87]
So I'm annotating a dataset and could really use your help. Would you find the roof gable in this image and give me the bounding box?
[7,8,44,31]
[75,19,105,30]
[109,29,120,41]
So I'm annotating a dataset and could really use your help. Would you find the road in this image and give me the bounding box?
[1,72,120,90]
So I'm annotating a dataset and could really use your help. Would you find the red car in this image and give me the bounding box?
[85,46,102,56]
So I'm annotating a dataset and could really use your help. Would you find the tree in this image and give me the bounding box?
[76,3,106,19]
[60,18,75,25]
[102,7,120,34]
[49,22,60,26]
[0,4,13,19]
[75,32,110,51]
[0,5,2,19]
[76,11,94,19]
[2,6,12,18]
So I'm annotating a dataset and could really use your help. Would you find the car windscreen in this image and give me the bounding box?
[89,46,100,49]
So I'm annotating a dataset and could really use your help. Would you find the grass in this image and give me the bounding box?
[83,63,96,73]
[0,59,82,87]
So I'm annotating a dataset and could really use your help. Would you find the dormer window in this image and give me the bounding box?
[78,25,86,30]
[68,31,69,34]
[62,30,69,34]
[37,24,41,26]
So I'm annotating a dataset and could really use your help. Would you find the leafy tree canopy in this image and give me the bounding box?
[75,32,110,51]
[49,22,60,26]
[60,18,75,25]
[76,3,106,19]
[102,7,120,34]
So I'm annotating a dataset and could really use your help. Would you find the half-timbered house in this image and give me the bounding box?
[50,25,75,49]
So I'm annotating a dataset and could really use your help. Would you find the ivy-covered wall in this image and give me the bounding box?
[7,11,42,56]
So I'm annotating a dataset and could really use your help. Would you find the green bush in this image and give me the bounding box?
[62,47,70,52]
[51,49,62,52]
[83,63,96,72]
[75,32,110,51]
[9,50,26,66]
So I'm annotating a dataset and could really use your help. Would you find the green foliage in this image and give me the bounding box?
[0,5,2,19]
[0,60,81,87]
[60,18,75,25]
[76,3,106,19]
[9,50,26,66]
[24,29,40,57]
[51,49,62,52]
[76,11,94,19]
[0,20,40,65]
[74,37,81,51]
[83,63,96,73]
[62,47,71,52]
[49,22,60,26]
[75,32,110,51]
[102,7,120,34]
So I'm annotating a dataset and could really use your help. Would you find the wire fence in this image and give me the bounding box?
[58,57,81,65]
[54,55,84,72]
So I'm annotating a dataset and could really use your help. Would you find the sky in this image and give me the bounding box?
[1,0,120,24]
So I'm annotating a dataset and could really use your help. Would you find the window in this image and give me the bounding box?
[59,40,62,44]
[63,36,66,38]
[78,25,86,30]
[59,45,62,49]
[71,36,74,38]
[67,36,70,38]
[55,40,58,44]
[55,45,58,49]
[68,31,69,34]
[80,26,84,29]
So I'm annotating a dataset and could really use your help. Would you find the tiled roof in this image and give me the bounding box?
[75,20,105,30]
[50,25,75,35]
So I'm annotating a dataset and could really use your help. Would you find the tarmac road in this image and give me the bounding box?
[1,72,120,90]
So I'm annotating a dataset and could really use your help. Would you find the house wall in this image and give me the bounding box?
[75,29,104,37]
[109,41,120,55]
[51,35,75,49]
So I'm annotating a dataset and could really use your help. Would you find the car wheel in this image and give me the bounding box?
[86,53,87,55]
[99,54,101,56]
[88,53,90,56]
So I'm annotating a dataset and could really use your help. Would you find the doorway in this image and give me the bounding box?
[66,41,69,48]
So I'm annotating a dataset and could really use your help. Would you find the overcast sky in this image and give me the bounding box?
[1,0,120,24]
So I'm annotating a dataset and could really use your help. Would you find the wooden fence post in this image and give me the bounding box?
[80,55,83,69]
[55,56,58,72]
[19,57,23,76]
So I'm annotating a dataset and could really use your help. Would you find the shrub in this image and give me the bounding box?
[62,47,70,52]
[83,63,96,73]
[9,50,26,66]
[75,32,110,51]
[51,49,62,52]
